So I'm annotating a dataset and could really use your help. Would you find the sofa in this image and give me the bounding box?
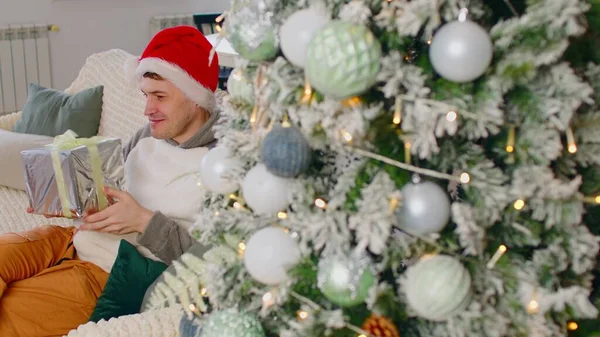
[0,49,182,337]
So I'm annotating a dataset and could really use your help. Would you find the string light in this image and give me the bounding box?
[300,76,313,104]
[315,198,328,209]
[340,130,353,143]
[583,195,600,204]
[281,114,291,128]
[200,288,208,297]
[297,310,309,321]
[233,202,244,209]
[393,97,402,125]
[567,322,579,331]
[277,211,288,219]
[460,172,471,184]
[238,241,246,257]
[215,211,220,216]
[250,105,258,124]
[527,288,540,314]
[388,197,400,215]
[446,110,457,122]
[262,291,275,308]
[513,199,525,210]
[566,127,577,154]
[486,245,507,269]
[404,141,412,165]
[506,126,516,153]
[358,335,367,337]
[342,96,362,108]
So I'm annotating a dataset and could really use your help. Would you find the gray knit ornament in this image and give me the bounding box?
[260,125,311,178]
[179,313,201,337]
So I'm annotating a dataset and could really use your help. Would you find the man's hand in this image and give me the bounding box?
[80,187,153,235]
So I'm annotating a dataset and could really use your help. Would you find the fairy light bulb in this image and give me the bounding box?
[278,211,288,219]
[200,288,208,297]
[596,196,600,204]
[297,310,309,321]
[315,198,327,209]
[393,97,402,125]
[486,245,507,269]
[343,96,362,108]
[300,76,313,104]
[566,127,577,154]
[446,110,457,122]
[506,126,516,153]
[238,241,246,257]
[262,291,275,308]
[233,202,243,209]
[388,197,400,215]
[567,322,578,331]
[340,130,353,143]
[514,199,525,210]
[250,105,258,124]
[527,288,540,314]
[460,172,471,184]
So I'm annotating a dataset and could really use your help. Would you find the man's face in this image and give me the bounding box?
[140,76,202,142]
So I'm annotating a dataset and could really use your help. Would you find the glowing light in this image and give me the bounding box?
[527,299,540,314]
[486,244,507,269]
[262,292,275,307]
[200,288,208,296]
[446,110,457,122]
[460,172,471,184]
[566,127,577,154]
[233,202,243,209]
[568,144,578,154]
[506,145,514,153]
[277,212,288,219]
[567,322,579,331]
[341,130,353,143]
[514,199,525,210]
[297,310,309,321]
[596,196,600,204]
[315,198,327,209]
[215,211,220,216]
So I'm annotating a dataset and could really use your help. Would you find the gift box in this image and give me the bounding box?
[21,130,125,219]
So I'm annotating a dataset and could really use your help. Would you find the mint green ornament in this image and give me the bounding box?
[227,68,254,103]
[305,21,382,99]
[226,4,279,62]
[404,255,472,321]
[200,309,265,337]
[317,253,376,307]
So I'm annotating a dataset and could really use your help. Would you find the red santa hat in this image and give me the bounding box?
[127,26,220,112]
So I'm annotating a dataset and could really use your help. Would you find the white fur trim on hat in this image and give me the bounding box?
[134,57,216,112]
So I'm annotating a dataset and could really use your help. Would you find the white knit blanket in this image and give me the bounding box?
[64,307,181,337]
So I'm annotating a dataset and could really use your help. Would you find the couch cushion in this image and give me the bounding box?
[0,129,53,191]
[12,84,104,137]
[64,49,147,142]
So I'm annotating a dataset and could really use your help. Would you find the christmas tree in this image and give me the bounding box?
[147,0,600,336]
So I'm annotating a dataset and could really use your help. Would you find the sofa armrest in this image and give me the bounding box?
[0,112,22,131]
[65,307,181,337]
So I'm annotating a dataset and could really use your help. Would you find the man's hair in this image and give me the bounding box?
[143,72,164,80]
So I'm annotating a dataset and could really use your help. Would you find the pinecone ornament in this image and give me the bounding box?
[362,314,400,337]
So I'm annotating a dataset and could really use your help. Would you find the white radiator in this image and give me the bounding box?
[0,24,53,115]
[149,15,195,37]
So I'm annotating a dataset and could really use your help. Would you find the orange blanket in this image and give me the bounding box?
[0,226,108,337]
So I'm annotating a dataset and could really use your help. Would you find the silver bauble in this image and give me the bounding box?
[396,181,450,235]
[429,20,493,83]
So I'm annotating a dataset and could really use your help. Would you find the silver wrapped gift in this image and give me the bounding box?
[20,132,125,219]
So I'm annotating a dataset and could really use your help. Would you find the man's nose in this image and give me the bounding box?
[144,98,158,116]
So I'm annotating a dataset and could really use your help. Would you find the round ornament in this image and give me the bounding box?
[362,314,400,337]
[305,21,382,99]
[280,8,330,68]
[179,314,201,337]
[404,255,472,321]
[200,309,265,337]
[317,253,376,307]
[226,6,279,62]
[227,69,254,103]
[396,181,450,235]
[243,226,301,285]
[242,164,294,214]
[260,125,312,178]
[199,147,243,195]
[429,20,493,83]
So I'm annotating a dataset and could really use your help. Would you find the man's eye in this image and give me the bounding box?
[156,96,165,100]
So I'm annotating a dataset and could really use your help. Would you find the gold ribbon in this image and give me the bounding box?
[46,130,109,218]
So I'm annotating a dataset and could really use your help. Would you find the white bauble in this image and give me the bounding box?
[396,181,451,235]
[404,255,472,321]
[199,147,243,194]
[242,164,293,214]
[429,20,493,82]
[280,8,330,68]
[243,227,301,285]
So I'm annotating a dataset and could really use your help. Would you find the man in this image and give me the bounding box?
[0,26,220,336]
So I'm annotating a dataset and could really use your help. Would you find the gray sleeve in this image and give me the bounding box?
[123,124,152,161]
[136,211,195,264]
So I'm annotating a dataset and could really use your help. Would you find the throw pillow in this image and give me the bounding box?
[12,83,104,137]
[88,239,167,323]
[0,129,52,190]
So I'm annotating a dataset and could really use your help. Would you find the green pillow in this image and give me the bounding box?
[88,240,167,323]
[13,83,104,137]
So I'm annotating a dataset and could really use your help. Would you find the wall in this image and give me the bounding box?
[0,0,229,90]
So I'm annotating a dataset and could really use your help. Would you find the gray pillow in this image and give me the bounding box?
[13,83,103,138]
[140,243,211,312]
